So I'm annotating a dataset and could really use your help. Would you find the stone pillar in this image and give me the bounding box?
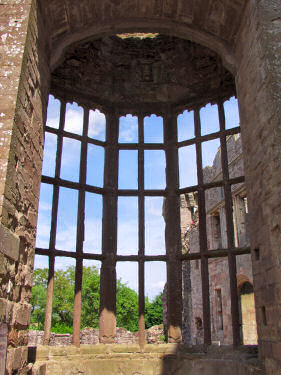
[235,0,281,372]
[0,1,50,373]
[164,109,182,343]
[99,110,118,343]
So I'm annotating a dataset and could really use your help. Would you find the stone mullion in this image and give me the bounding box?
[164,109,182,343]
[194,108,212,346]
[218,102,240,346]
[73,108,89,347]
[43,100,66,345]
[99,110,118,343]
[138,115,145,349]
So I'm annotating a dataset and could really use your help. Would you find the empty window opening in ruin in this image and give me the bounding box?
[238,282,258,345]
[215,289,224,331]
[33,33,256,348]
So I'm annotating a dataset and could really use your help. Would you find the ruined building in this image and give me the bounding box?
[0,1,280,375]
[180,134,257,346]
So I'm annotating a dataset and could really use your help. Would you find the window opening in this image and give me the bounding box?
[60,138,81,182]
[56,187,78,252]
[224,97,240,130]
[84,193,103,254]
[64,102,83,135]
[118,150,138,190]
[34,95,252,348]
[86,144,104,187]
[46,95,60,129]
[200,103,220,136]
[81,260,101,332]
[177,110,195,142]
[145,197,165,255]
[145,262,166,342]
[42,133,57,177]
[215,289,224,331]
[88,109,106,141]
[144,150,166,190]
[119,114,138,143]
[202,138,221,182]
[144,115,163,143]
[36,183,53,249]
[53,257,76,334]
[178,145,197,188]
[238,280,257,345]
[117,197,138,255]
[116,262,139,333]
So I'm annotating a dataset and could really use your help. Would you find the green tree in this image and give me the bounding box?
[30,268,48,330]
[51,267,75,330]
[30,266,144,333]
[81,266,100,328]
[116,280,138,332]
[145,293,163,329]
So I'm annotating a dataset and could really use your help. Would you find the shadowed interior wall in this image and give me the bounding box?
[235,1,281,373]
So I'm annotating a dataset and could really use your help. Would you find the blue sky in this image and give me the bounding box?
[35,96,240,300]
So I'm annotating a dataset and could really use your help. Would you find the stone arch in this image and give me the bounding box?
[237,277,258,345]
[237,274,251,294]
[50,23,236,74]
[41,0,248,73]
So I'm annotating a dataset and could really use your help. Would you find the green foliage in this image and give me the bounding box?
[51,322,73,334]
[81,266,100,329]
[30,268,48,330]
[116,279,138,332]
[52,267,75,328]
[30,266,163,334]
[145,293,163,329]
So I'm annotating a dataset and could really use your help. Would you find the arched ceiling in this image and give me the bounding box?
[40,0,247,72]
[51,35,235,109]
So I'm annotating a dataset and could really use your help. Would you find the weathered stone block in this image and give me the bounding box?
[12,302,31,328]
[32,362,46,375]
[0,223,19,261]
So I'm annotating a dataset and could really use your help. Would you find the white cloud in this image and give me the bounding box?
[117,220,138,255]
[56,225,77,252]
[38,201,51,212]
[88,110,106,139]
[84,219,102,253]
[64,108,83,134]
[119,115,138,142]
[46,116,59,129]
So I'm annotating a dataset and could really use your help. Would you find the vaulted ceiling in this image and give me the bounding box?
[40,0,247,71]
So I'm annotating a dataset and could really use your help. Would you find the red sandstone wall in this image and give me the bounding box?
[235,1,281,373]
[0,1,50,373]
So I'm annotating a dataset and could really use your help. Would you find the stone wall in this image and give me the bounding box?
[180,135,257,346]
[235,1,281,373]
[28,326,165,347]
[29,344,263,375]
[0,1,50,374]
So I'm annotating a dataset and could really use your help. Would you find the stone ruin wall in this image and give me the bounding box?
[180,135,256,345]
[28,325,165,347]
[0,3,49,374]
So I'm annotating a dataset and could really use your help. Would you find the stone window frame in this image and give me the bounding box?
[35,96,250,347]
